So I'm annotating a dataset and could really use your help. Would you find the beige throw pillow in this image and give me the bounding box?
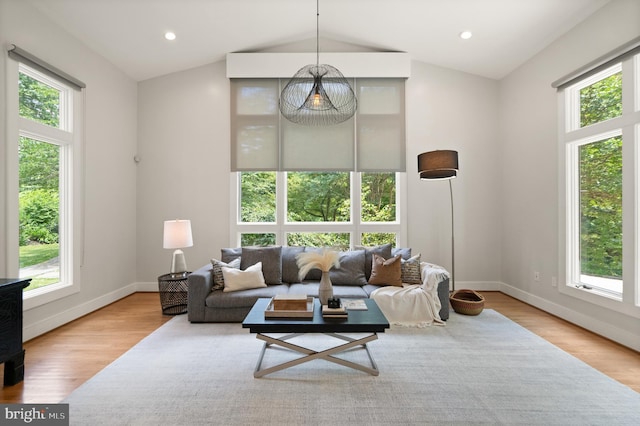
[222,262,267,292]
[368,254,402,287]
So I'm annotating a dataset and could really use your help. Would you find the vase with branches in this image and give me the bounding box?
[296,249,340,305]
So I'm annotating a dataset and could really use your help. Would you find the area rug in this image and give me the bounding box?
[63,310,640,425]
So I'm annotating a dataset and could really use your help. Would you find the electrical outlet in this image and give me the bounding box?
[551,276,557,287]
[534,271,540,282]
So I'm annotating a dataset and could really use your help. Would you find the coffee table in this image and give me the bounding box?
[242,298,389,378]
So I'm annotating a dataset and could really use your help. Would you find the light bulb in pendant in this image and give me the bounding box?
[312,93,322,107]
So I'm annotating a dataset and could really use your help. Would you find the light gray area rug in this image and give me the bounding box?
[63,309,640,425]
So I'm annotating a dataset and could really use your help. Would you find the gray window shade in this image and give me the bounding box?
[7,44,86,90]
[552,36,640,90]
[230,79,279,170]
[230,78,406,172]
[356,79,405,172]
[282,118,354,170]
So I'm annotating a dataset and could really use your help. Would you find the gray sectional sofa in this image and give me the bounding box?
[187,244,450,323]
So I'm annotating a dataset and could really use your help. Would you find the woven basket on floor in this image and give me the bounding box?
[450,289,485,316]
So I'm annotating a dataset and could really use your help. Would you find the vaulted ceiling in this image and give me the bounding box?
[28,0,610,81]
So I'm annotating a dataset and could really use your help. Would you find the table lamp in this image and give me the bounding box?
[163,219,193,276]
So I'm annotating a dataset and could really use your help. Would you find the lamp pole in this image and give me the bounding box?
[449,179,455,292]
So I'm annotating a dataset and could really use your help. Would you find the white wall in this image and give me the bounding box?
[136,54,503,290]
[136,62,230,281]
[499,0,640,350]
[406,61,501,288]
[0,0,138,339]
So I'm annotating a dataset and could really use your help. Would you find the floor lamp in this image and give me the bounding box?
[418,150,459,292]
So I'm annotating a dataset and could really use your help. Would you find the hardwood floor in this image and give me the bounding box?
[1,291,638,403]
[0,293,172,403]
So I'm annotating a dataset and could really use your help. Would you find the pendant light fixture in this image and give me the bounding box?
[279,0,357,126]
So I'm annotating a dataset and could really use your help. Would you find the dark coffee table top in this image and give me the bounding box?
[242,298,389,334]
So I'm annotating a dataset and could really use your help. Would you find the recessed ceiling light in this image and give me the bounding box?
[164,32,176,41]
[459,31,473,40]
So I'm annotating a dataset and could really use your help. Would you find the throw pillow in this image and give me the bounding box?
[401,254,422,284]
[299,247,322,280]
[221,247,242,263]
[240,246,283,285]
[368,254,402,287]
[210,257,241,290]
[281,246,305,283]
[222,262,267,292]
[355,243,393,281]
[392,247,412,260]
[329,250,367,286]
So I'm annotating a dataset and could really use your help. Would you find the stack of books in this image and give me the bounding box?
[322,304,348,319]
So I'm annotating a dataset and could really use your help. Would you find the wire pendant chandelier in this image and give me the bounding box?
[279,0,357,126]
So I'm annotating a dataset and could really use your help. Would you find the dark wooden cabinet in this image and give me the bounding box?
[0,278,30,386]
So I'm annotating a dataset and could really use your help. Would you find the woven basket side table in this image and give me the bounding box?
[158,273,190,315]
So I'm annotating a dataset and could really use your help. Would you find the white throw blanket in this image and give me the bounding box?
[371,262,448,327]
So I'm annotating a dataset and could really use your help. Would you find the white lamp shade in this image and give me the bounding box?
[163,220,193,249]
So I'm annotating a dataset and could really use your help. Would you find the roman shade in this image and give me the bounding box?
[231,78,405,172]
[552,36,640,90]
[7,44,86,90]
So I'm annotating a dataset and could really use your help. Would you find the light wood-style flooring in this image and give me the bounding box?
[1,291,638,403]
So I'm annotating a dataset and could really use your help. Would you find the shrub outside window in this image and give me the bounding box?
[235,171,401,248]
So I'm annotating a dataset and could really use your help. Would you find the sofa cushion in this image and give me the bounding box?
[329,250,367,285]
[401,254,422,284]
[301,247,323,280]
[392,247,412,260]
[368,254,402,286]
[222,262,267,292]
[210,257,241,290]
[287,282,369,299]
[240,246,283,285]
[221,247,242,263]
[282,246,305,283]
[330,285,369,298]
[206,284,289,309]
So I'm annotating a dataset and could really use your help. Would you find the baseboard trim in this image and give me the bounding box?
[453,281,502,291]
[23,282,158,341]
[23,280,638,352]
[136,281,159,292]
[499,282,640,352]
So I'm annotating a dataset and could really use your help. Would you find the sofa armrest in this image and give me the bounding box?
[188,263,214,322]
[420,262,451,321]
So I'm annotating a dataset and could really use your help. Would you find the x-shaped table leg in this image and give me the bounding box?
[253,332,380,378]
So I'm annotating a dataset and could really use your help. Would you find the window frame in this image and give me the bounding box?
[230,171,407,248]
[6,60,84,310]
[558,55,640,318]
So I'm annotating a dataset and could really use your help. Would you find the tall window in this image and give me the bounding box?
[560,52,639,312]
[17,69,67,291]
[6,57,83,306]
[235,171,400,248]
[231,78,406,248]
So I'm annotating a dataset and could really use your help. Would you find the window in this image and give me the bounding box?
[6,57,84,308]
[230,77,406,249]
[18,70,66,292]
[233,171,403,248]
[559,51,640,314]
